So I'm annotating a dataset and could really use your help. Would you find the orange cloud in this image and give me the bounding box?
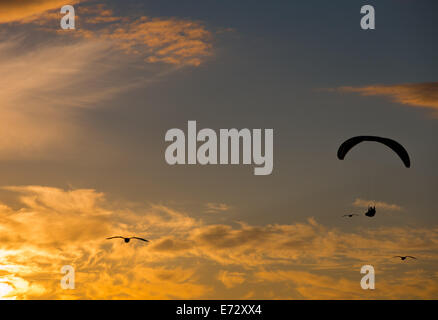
[0,0,82,23]
[0,10,213,158]
[0,3,214,161]
[73,14,213,67]
[0,186,210,299]
[0,3,215,160]
[1,186,437,299]
[15,2,213,67]
[336,82,438,115]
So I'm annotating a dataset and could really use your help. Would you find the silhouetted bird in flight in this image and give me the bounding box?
[343,214,359,218]
[106,236,149,243]
[365,206,376,217]
[393,256,417,261]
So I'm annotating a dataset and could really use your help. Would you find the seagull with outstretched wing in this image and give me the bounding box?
[106,236,149,243]
[130,236,149,242]
[393,256,417,261]
[342,214,359,218]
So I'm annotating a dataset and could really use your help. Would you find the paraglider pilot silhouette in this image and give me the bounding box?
[337,136,411,218]
[365,205,376,217]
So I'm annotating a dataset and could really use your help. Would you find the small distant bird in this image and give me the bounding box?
[343,214,359,218]
[106,236,149,243]
[393,256,417,261]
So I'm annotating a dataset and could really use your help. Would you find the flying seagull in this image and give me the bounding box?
[106,236,149,243]
[393,256,417,261]
[342,214,359,218]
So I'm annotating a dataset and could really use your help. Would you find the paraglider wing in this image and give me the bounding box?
[337,136,410,168]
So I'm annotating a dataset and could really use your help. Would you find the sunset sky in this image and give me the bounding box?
[0,0,438,299]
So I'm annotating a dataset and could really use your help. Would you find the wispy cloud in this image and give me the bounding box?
[333,82,438,116]
[353,198,403,211]
[0,0,82,23]
[218,270,245,288]
[0,2,215,159]
[11,2,214,67]
[0,186,437,299]
[0,36,130,158]
[103,17,213,67]
[205,203,231,213]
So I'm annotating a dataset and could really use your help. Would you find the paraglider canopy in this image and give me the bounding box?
[337,136,410,168]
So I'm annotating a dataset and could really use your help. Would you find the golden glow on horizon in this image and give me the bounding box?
[0,185,437,299]
[0,281,15,300]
